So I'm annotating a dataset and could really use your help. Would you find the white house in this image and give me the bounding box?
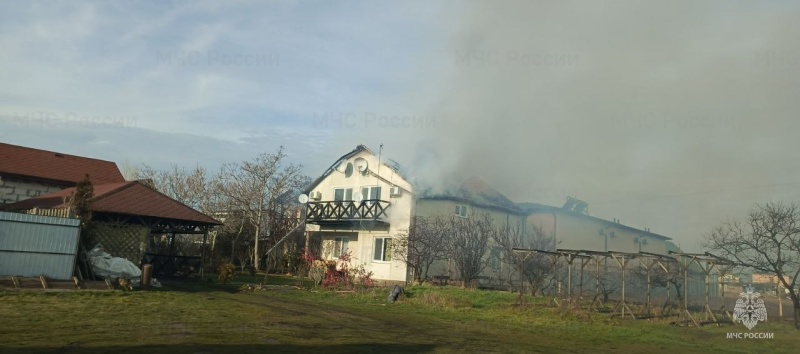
[304,145,414,282]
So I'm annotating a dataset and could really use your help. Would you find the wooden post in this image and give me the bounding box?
[579,257,591,305]
[516,252,528,305]
[609,253,635,319]
[646,264,652,315]
[200,228,208,279]
[639,258,653,316]
[566,254,573,304]
[519,253,524,297]
[303,203,310,257]
[683,257,689,314]
[141,264,153,289]
[590,255,604,311]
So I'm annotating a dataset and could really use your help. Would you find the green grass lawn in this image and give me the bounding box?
[1,274,798,353]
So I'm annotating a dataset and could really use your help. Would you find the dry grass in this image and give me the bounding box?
[1,276,799,353]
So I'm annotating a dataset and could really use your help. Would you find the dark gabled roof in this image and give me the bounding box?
[0,142,124,185]
[419,176,525,215]
[304,144,408,194]
[3,181,220,226]
[518,202,671,240]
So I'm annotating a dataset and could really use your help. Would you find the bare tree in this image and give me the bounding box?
[445,213,496,288]
[263,187,310,272]
[214,147,306,271]
[135,163,215,213]
[631,260,684,310]
[233,237,253,272]
[704,202,800,329]
[491,221,557,294]
[119,159,139,181]
[393,216,450,284]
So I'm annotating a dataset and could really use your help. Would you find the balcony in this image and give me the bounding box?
[305,200,391,226]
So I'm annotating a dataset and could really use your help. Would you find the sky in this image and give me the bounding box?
[2,1,800,252]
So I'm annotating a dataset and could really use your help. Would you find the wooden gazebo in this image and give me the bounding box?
[4,181,221,277]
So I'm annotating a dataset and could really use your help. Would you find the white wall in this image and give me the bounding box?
[306,149,414,282]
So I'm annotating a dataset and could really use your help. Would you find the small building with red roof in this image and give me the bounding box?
[0,142,125,205]
[1,143,220,278]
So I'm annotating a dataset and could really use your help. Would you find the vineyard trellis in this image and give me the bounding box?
[512,247,750,328]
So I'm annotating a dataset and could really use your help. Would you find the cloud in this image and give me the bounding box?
[0,0,454,171]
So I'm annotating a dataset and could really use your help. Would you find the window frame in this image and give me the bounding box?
[333,187,353,202]
[333,236,349,258]
[489,247,502,271]
[361,186,382,201]
[373,237,393,262]
[455,204,468,218]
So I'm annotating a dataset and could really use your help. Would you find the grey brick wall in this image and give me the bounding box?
[0,176,66,205]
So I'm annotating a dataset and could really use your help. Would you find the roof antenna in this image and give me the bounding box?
[377,144,383,186]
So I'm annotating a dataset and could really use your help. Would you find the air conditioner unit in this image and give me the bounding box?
[310,191,322,200]
[390,186,402,197]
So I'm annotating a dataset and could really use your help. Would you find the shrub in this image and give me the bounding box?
[217,263,236,284]
[302,250,376,290]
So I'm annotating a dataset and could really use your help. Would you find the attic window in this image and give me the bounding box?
[455,204,468,218]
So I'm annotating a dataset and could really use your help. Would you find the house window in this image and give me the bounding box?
[490,247,502,271]
[361,186,382,200]
[455,204,468,218]
[373,237,392,262]
[333,236,349,258]
[361,186,382,207]
[334,188,353,201]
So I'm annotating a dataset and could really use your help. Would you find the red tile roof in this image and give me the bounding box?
[4,181,220,226]
[0,142,124,185]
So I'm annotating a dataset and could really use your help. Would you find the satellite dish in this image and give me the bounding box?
[353,157,369,174]
[298,194,309,204]
[353,192,364,203]
[335,161,347,173]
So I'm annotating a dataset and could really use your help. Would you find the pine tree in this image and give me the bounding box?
[70,174,94,244]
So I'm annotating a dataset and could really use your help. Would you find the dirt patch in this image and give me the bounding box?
[262,338,281,344]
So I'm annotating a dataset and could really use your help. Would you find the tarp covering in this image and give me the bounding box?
[87,244,141,281]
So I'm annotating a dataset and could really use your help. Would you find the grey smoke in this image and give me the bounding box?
[352,0,800,252]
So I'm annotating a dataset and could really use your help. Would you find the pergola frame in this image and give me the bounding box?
[668,251,736,327]
[636,251,677,317]
[94,212,217,278]
[511,248,562,306]
[607,251,638,319]
[706,251,738,319]
[556,249,592,307]
[510,247,741,327]
[575,250,612,311]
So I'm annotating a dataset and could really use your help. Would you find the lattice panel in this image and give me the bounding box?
[88,221,151,263]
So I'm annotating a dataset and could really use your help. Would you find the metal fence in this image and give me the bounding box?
[0,211,81,280]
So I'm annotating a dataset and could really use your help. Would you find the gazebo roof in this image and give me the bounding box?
[4,181,220,226]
